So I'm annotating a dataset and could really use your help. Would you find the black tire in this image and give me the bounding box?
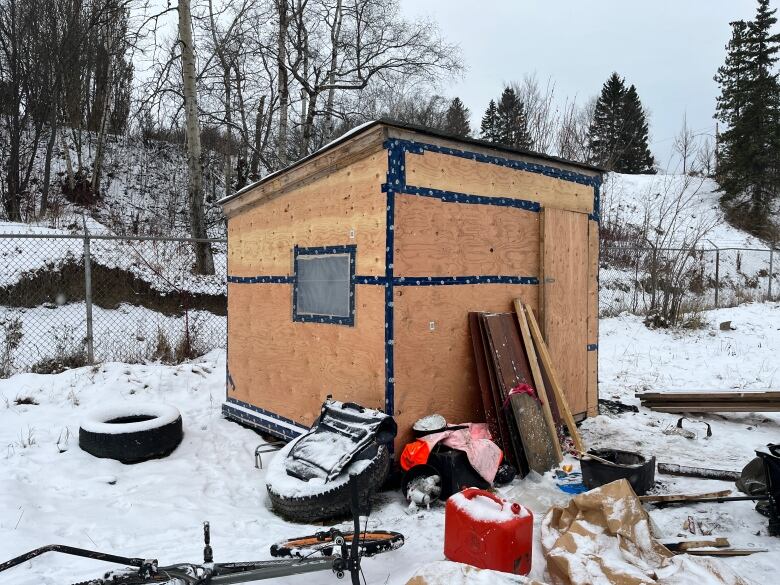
[266,443,390,523]
[79,404,183,464]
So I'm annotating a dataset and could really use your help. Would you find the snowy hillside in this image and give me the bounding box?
[600,173,777,316]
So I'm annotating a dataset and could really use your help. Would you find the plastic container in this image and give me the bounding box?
[428,447,490,498]
[444,488,533,575]
[580,449,656,495]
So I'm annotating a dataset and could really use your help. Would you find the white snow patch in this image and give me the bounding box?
[80,403,180,434]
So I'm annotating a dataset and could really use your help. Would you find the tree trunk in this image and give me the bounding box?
[179,0,214,275]
[41,106,57,217]
[302,90,316,154]
[250,95,266,180]
[323,0,342,142]
[92,57,114,198]
[223,67,233,197]
[276,0,289,168]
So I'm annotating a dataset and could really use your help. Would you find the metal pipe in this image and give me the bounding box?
[83,226,94,365]
[0,544,152,574]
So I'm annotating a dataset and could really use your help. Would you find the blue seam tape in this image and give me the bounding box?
[228,274,539,286]
[587,343,598,351]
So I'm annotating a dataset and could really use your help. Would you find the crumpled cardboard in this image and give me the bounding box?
[541,479,750,585]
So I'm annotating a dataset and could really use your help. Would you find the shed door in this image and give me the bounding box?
[541,207,589,416]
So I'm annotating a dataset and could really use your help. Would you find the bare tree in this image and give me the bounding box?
[555,96,595,163]
[512,73,558,154]
[672,112,697,175]
[695,137,716,178]
[179,0,214,274]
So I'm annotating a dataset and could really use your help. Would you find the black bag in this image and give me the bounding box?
[285,399,396,482]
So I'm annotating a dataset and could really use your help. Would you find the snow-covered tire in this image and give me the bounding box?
[266,439,390,523]
[79,403,183,464]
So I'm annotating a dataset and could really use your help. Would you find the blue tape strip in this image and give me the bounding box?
[228,275,294,284]
[394,275,538,286]
[384,144,403,417]
[587,343,598,351]
[292,244,356,326]
[394,185,540,212]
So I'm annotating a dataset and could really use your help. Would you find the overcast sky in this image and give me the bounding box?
[399,0,762,171]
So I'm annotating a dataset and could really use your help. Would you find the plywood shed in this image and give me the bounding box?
[219,120,604,451]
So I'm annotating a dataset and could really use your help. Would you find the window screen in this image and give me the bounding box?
[293,245,355,325]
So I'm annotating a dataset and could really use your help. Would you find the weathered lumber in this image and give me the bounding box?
[640,490,732,504]
[468,312,502,448]
[637,391,780,413]
[482,313,558,474]
[683,548,768,557]
[657,463,740,481]
[514,299,563,464]
[664,537,730,552]
[524,304,585,453]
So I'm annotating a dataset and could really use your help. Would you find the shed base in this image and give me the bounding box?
[222,397,307,442]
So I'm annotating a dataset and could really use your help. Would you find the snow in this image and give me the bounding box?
[449,491,529,522]
[80,402,180,435]
[2,303,780,584]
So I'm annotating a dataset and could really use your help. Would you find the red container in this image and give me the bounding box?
[444,487,533,575]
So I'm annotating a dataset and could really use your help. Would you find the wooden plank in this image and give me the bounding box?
[221,124,386,217]
[227,282,386,436]
[524,304,585,453]
[393,194,540,277]
[663,538,730,552]
[639,391,780,401]
[514,299,563,463]
[227,150,387,277]
[482,313,558,474]
[392,283,538,450]
[640,491,732,504]
[479,314,525,472]
[541,207,589,415]
[683,549,767,557]
[587,219,599,417]
[468,312,503,450]
[657,463,740,481]
[649,405,780,413]
[405,150,595,214]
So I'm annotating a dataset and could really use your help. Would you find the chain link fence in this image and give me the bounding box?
[0,233,226,377]
[600,244,778,318]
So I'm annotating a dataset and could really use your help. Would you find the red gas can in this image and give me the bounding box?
[444,487,533,575]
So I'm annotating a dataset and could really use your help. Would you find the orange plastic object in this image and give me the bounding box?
[444,488,533,575]
[400,440,431,471]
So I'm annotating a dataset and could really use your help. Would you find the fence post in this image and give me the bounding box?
[770,247,775,302]
[714,247,720,309]
[83,230,94,365]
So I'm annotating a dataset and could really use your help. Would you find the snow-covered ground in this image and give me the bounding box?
[1,303,779,584]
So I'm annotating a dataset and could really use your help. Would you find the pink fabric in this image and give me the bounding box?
[419,423,503,483]
[503,383,541,409]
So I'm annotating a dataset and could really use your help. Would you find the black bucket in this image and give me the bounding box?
[756,444,780,536]
[581,449,656,495]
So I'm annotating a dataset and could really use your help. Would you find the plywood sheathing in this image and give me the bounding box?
[393,193,540,277]
[542,208,589,415]
[405,150,594,214]
[227,283,386,428]
[221,124,386,218]
[227,151,387,278]
[587,219,600,416]
[392,283,539,449]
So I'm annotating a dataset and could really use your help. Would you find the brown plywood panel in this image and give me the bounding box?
[227,151,386,277]
[587,219,599,416]
[393,284,538,449]
[405,150,594,214]
[393,194,540,277]
[227,283,385,428]
[542,208,589,416]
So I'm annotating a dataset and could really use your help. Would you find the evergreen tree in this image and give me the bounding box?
[715,0,780,223]
[444,97,471,137]
[588,72,655,173]
[480,100,499,142]
[620,85,655,173]
[495,87,533,149]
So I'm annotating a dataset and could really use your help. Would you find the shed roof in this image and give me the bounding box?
[219,118,604,210]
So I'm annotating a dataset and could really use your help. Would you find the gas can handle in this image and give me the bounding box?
[459,487,505,509]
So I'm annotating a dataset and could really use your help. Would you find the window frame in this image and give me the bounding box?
[292,244,356,326]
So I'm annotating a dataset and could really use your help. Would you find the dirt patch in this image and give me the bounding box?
[0,258,226,316]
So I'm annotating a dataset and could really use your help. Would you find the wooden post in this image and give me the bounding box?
[513,299,563,463]
[524,304,585,453]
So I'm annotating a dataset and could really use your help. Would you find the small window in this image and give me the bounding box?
[293,245,355,325]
